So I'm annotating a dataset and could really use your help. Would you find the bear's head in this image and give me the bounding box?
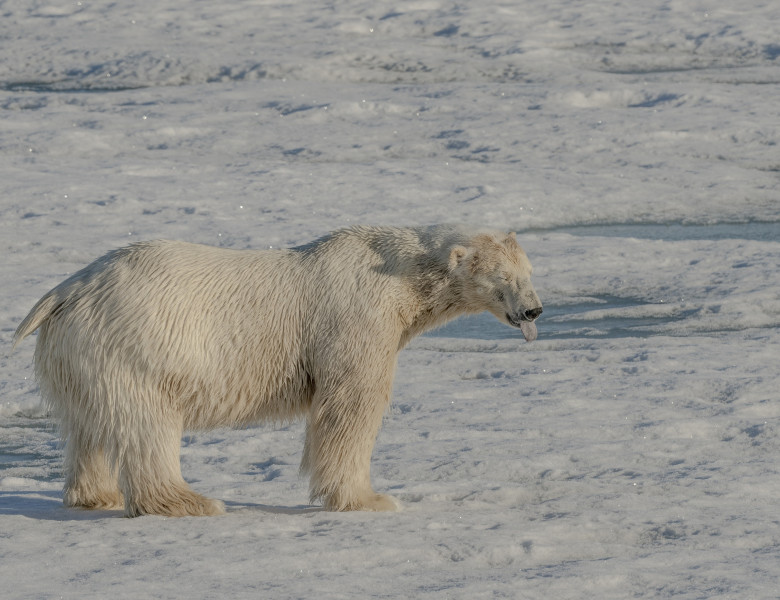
[448,231,542,341]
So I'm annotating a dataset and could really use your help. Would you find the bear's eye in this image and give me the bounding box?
[500,272,511,283]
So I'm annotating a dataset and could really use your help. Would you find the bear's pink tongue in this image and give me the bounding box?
[520,321,537,342]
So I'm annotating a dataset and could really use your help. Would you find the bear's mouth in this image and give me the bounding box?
[506,312,539,342]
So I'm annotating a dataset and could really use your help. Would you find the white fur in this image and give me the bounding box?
[14,225,542,517]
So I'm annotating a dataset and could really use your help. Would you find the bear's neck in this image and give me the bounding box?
[325,225,479,350]
[397,257,469,349]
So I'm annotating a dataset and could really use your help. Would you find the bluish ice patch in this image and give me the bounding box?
[0,418,60,481]
[531,222,779,243]
[426,295,689,341]
[0,451,40,467]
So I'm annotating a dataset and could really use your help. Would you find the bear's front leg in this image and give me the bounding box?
[302,375,400,512]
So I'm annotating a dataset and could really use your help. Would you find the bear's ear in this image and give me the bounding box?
[449,246,468,270]
[504,232,518,248]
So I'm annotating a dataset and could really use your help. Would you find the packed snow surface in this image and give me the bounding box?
[1,1,779,598]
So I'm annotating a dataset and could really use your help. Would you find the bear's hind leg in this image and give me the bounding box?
[121,476,225,518]
[63,436,123,510]
[116,419,225,518]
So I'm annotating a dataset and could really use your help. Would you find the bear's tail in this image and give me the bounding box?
[13,293,61,349]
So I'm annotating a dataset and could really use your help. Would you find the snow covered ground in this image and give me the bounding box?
[1,0,779,597]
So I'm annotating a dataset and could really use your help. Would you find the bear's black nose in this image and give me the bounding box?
[524,307,543,321]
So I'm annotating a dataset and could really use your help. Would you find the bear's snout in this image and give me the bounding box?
[505,306,542,328]
[523,306,543,321]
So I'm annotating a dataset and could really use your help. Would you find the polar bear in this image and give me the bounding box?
[14,225,542,517]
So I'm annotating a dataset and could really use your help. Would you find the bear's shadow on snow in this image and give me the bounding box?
[0,491,124,521]
[0,492,324,520]
[223,501,325,515]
